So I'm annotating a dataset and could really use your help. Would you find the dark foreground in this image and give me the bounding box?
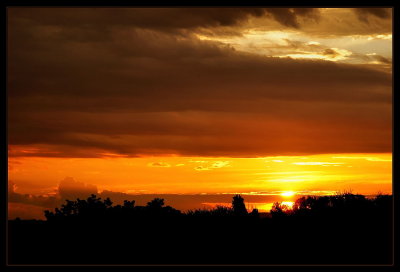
[8,194,393,265]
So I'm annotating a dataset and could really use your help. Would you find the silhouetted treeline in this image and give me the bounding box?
[8,193,392,265]
[271,192,392,219]
[43,196,181,223]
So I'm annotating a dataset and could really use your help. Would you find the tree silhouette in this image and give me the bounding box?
[10,192,392,265]
[44,194,113,222]
[270,201,292,218]
[232,194,248,216]
[123,199,135,208]
[146,198,165,209]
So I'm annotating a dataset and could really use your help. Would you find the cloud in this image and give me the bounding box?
[265,8,320,28]
[8,180,58,206]
[367,54,391,64]
[195,166,210,171]
[193,161,230,171]
[208,34,387,66]
[290,8,392,37]
[292,162,345,166]
[353,8,392,23]
[8,177,101,219]
[8,180,60,219]
[8,8,270,35]
[7,8,392,158]
[58,177,98,200]
[8,7,323,38]
[211,161,231,168]
[332,156,392,162]
[148,162,171,167]
[367,34,392,40]
[323,48,339,56]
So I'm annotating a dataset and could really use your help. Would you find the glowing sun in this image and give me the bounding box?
[281,191,296,197]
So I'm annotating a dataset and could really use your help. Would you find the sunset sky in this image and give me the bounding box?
[7,7,392,218]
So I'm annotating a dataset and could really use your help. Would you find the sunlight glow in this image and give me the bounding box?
[367,34,392,40]
[278,49,352,61]
[281,201,295,209]
[281,191,296,197]
[8,153,392,195]
[292,162,344,166]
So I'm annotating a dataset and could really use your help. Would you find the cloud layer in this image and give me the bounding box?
[8,8,392,158]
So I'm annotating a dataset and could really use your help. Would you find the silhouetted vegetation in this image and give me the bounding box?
[232,194,248,216]
[8,193,392,265]
[270,192,393,219]
[44,195,181,223]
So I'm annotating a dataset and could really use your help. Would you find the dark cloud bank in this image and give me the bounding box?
[8,8,392,158]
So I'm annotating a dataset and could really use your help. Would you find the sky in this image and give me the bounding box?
[7,7,392,219]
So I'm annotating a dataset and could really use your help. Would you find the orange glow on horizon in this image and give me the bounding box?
[8,152,392,196]
[8,152,392,219]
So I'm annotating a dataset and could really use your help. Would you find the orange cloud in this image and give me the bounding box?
[148,162,171,167]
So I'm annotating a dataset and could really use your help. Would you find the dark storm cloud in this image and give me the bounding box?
[8,7,322,34]
[8,7,269,34]
[7,8,392,157]
[265,8,320,28]
[353,8,392,23]
[8,26,390,104]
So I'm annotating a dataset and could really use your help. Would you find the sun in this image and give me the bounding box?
[281,201,295,209]
[281,191,296,197]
